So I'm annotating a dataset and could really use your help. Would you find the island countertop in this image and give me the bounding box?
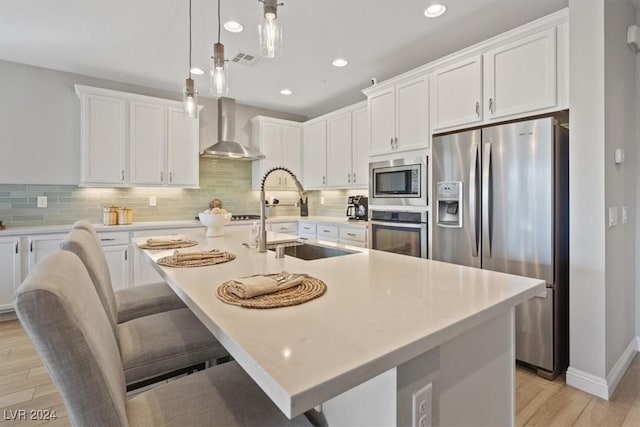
[134,228,545,419]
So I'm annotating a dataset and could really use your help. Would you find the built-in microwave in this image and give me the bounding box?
[369,157,428,206]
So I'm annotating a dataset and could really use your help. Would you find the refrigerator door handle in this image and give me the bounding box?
[482,142,492,258]
[469,143,479,257]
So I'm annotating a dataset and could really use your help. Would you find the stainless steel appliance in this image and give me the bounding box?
[369,157,427,206]
[370,210,428,258]
[346,195,368,221]
[431,116,569,379]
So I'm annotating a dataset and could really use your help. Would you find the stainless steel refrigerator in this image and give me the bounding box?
[432,116,568,379]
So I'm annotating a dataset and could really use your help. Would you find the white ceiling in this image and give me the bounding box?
[0,0,569,118]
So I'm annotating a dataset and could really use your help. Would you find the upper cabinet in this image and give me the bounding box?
[483,28,556,120]
[367,75,429,156]
[75,85,200,188]
[430,56,483,130]
[250,116,303,190]
[429,14,567,133]
[302,102,368,190]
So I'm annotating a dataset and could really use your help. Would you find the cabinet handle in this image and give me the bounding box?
[160,171,164,181]
[347,232,356,237]
[390,138,393,149]
[322,176,326,185]
[169,172,173,183]
[100,238,116,242]
[353,172,356,183]
[322,229,330,233]
[15,241,19,254]
[395,137,398,149]
[121,170,125,181]
[475,101,480,117]
[30,241,33,252]
[489,98,494,114]
[347,173,351,184]
[124,249,128,261]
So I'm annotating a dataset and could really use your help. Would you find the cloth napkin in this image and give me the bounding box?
[172,249,224,262]
[228,272,306,299]
[145,238,186,247]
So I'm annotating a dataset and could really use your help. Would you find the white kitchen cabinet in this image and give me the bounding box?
[269,222,298,235]
[0,237,22,312]
[298,221,317,239]
[27,234,66,271]
[326,113,352,187]
[483,28,557,120]
[367,75,429,156]
[251,116,303,190]
[351,107,369,188]
[78,92,127,185]
[303,121,327,189]
[130,101,166,185]
[97,231,131,290]
[339,226,368,248]
[316,224,339,243]
[75,85,200,188]
[430,55,483,131]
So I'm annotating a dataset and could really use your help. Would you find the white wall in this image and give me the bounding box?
[568,0,638,397]
[0,60,306,185]
[604,0,637,374]
[636,6,640,340]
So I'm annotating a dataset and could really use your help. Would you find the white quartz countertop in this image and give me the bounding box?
[0,216,365,236]
[134,228,545,419]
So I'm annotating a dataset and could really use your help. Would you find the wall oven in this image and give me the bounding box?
[370,210,428,258]
[369,156,428,206]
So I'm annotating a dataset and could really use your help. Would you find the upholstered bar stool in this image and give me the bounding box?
[15,251,311,427]
[72,220,186,323]
[60,229,229,387]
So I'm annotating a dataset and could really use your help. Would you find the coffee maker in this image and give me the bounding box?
[346,195,368,221]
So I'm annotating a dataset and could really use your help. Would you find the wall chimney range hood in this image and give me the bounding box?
[201,97,265,160]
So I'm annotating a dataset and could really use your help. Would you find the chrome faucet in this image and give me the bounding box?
[259,167,307,253]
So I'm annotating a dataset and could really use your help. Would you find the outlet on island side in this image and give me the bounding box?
[149,196,157,207]
[412,382,432,427]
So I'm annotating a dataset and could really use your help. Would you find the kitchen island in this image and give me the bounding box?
[135,228,545,426]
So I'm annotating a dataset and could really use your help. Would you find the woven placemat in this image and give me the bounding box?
[139,239,199,250]
[157,251,236,267]
[216,274,327,309]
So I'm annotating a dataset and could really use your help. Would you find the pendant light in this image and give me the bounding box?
[183,0,198,118]
[210,0,229,97]
[258,0,284,58]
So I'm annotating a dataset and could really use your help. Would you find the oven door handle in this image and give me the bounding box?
[370,221,425,229]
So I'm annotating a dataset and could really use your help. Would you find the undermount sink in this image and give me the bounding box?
[267,241,359,261]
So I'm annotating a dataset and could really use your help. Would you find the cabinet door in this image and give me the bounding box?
[104,245,130,290]
[167,107,199,187]
[395,75,429,150]
[303,121,327,188]
[430,56,482,131]
[281,125,302,188]
[27,234,65,271]
[368,89,395,155]
[130,102,167,185]
[326,113,352,187]
[484,28,556,120]
[260,123,286,189]
[0,237,21,312]
[351,107,369,188]
[81,94,127,185]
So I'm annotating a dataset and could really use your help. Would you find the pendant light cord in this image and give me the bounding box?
[188,0,192,78]
[217,0,221,43]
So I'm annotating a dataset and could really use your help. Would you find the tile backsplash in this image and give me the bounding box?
[0,159,367,227]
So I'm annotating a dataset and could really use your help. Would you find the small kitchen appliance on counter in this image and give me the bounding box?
[346,195,368,221]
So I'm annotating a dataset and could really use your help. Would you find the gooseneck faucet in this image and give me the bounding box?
[259,167,307,253]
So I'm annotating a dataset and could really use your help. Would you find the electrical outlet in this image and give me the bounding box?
[621,206,628,224]
[608,207,618,227]
[149,196,157,207]
[412,383,432,427]
[37,196,47,208]
[320,196,325,205]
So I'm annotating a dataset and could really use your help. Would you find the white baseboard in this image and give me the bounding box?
[566,337,639,400]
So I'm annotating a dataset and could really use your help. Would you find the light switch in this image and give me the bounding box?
[621,206,628,224]
[608,207,618,227]
[37,196,47,208]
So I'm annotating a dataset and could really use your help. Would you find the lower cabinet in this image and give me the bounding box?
[298,222,317,239]
[339,226,368,248]
[27,234,66,271]
[269,222,298,235]
[98,231,131,290]
[0,237,22,312]
[316,224,339,243]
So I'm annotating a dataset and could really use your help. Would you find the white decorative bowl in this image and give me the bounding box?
[199,212,232,237]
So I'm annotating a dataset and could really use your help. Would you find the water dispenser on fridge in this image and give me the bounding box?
[436,182,463,228]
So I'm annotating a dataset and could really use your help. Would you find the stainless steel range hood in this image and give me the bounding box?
[201,97,265,160]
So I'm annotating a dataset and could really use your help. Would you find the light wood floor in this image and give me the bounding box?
[1,318,640,426]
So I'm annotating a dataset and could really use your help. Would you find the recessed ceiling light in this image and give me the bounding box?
[190,67,205,75]
[332,58,348,67]
[424,4,447,18]
[224,21,244,33]
[280,89,293,96]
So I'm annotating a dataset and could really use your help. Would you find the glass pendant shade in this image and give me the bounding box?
[183,78,198,119]
[210,42,229,97]
[258,1,283,58]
